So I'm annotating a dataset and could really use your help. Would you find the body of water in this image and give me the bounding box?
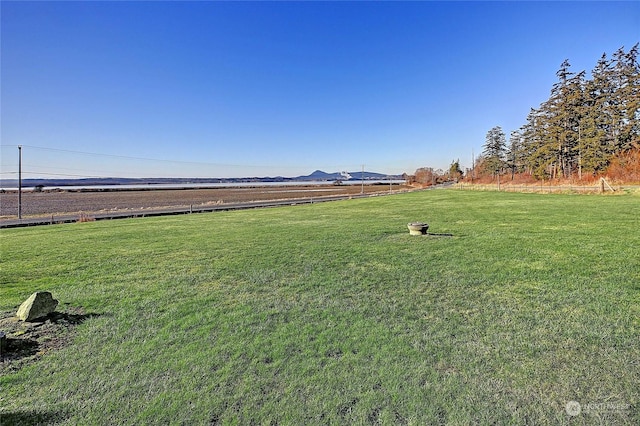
[2,180,406,192]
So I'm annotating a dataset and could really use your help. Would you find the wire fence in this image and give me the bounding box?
[454,181,625,194]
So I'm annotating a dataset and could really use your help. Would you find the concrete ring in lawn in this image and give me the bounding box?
[407,222,429,235]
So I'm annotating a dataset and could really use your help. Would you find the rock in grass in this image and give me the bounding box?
[16,291,58,322]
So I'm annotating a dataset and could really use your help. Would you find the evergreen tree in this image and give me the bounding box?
[522,105,556,179]
[448,159,463,181]
[506,130,523,179]
[482,126,507,176]
[565,70,587,177]
[504,45,639,181]
[543,60,586,178]
[521,108,543,178]
[579,55,612,175]
[613,43,640,151]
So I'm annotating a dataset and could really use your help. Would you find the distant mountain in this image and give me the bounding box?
[298,170,342,180]
[295,170,402,181]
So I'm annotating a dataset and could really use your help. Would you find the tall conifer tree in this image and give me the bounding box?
[518,45,638,180]
[483,126,507,176]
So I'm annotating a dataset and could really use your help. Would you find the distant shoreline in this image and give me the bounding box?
[0,170,405,191]
[0,179,406,192]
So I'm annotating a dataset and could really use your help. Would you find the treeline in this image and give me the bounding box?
[476,44,639,181]
[406,160,464,186]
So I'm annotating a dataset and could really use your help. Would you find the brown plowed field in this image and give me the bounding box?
[0,184,407,219]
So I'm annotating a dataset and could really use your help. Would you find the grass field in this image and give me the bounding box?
[1,190,638,425]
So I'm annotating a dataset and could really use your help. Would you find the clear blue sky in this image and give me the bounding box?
[1,1,639,179]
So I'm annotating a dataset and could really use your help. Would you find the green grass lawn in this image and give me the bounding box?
[1,190,639,425]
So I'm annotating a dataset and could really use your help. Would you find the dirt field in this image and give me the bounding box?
[0,184,407,219]
[0,307,90,373]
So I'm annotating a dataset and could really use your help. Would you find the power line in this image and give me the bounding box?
[18,171,122,178]
[0,144,321,170]
[1,144,405,176]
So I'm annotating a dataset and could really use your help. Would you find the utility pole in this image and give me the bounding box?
[471,147,474,184]
[18,145,22,219]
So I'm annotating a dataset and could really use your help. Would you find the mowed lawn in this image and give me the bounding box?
[1,190,638,425]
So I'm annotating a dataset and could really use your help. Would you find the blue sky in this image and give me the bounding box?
[1,1,639,179]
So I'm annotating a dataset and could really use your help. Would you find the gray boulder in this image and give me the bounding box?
[16,291,59,321]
